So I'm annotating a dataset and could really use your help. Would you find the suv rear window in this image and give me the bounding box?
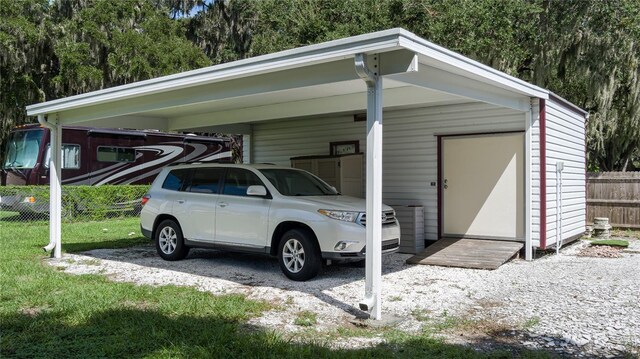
[222,168,263,196]
[162,169,189,191]
[188,167,224,194]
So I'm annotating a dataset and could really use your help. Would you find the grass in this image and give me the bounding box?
[294,311,317,327]
[610,228,640,239]
[589,239,629,247]
[0,213,569,358]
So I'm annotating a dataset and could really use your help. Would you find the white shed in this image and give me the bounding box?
[26,28,587,319]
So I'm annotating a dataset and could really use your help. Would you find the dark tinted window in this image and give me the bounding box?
[97,146,136,162]
[223,168,263,196]
[259,169,338,196]
[162,169,189,191]
[188,168,224,194]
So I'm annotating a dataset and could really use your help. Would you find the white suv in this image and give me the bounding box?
[140,163,400,281]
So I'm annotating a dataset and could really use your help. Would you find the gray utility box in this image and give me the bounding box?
[392,205,425,254]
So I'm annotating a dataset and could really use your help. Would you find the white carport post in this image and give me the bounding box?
[355,53,383,320]
[39,115,62,258]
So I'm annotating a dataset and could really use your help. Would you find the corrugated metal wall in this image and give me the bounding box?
[252,102,525,240]
[544,100,586,246]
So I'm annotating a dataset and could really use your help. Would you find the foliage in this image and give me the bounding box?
[0,0,209,165]
[0,184,149,221]
[1,0,639,171]
[534,0,640,171]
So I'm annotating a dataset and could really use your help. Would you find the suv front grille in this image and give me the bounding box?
[357,210,396,226]
[360,239,400,254]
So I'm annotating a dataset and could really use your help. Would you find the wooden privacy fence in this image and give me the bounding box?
[587,172,640,228]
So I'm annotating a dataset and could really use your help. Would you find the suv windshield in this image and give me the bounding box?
[259,168,338,196]
[3,129,44,169]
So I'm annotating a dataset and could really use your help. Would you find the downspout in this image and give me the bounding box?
[38,114,62,257]
[355,53,383,320]
[556,161,564,255]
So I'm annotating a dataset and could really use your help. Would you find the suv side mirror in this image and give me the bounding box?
[246,185,268,197]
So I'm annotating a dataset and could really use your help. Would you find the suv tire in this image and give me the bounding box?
[155,219,190,261]
[278,229,321,281]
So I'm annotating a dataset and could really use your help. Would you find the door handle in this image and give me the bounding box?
[218,202,228,208]
[177,200,185,204]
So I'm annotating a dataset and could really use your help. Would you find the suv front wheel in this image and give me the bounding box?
[155,219,190,261]
[278,229,321,281]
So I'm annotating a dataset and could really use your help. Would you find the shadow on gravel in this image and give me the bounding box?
[62,239,415,319]
[1,308,572,359]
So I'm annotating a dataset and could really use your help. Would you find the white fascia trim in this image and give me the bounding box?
[27,29,406,116]
[395,29,550,100]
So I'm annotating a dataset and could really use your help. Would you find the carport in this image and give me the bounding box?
[26,28,586,320]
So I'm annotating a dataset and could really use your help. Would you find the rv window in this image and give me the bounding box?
[188,168,224,194]
[97,146,136,163]
[62,145,80,169]
[43,144,81,170]
[162,169,190,191]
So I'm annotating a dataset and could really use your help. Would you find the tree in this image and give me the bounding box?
[532,0,640,171]
[187,0,255,63]
[0,0,210,165]
[0,0,53,164]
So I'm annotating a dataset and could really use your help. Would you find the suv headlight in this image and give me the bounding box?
[318,209,360,223]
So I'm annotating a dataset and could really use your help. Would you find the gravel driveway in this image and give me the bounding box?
[50,239,640,357]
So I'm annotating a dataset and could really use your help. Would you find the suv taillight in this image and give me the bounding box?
[141,194,150,206]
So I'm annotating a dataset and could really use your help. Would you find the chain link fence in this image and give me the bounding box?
[0,185,149,223]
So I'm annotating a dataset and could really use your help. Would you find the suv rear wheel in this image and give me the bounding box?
[155,219,190,261]
[278,229,321,281]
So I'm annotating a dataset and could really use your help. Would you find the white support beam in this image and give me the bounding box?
[186,123,252,134]
[386,65,531,112]
[356,53,383,320]
[59,115,169,131]
[242,134,252,164]
[53,59,363,125]
[40,115,62,258]
[170,86,455,131]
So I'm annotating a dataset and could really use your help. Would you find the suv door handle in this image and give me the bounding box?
[218,202,228,208]
[177,200,185,204]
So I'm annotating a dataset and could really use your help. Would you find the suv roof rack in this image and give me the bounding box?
[167,161,203,167]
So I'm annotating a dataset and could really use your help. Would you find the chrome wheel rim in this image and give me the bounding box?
[159,226,177,254]
[282,238,305,273]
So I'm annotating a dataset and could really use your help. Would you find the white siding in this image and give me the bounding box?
[544,99,586,246]
[252,102,525,240]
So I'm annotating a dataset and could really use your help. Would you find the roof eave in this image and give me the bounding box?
[396,29,549,100]
[27,28,554,118]
[26,29,406,117]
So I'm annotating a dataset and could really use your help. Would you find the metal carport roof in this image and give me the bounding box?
[28,28,553,321]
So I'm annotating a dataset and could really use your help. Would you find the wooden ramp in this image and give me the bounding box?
[406,238,524,270]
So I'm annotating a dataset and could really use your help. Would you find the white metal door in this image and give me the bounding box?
[442,133,524,240]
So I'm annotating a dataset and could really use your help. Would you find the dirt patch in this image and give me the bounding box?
[20,306,49,317]
[577,245,624,258]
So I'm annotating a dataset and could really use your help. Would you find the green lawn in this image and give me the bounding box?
[0,215,554,358]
